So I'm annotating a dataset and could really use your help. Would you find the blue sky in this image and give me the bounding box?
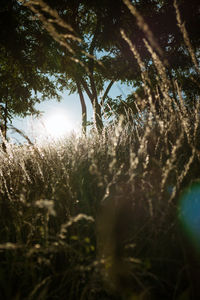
[10,81,132,143]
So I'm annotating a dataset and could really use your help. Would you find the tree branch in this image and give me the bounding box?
[100,80,115,106]
[76,81,87,135]
[80,78,93,102]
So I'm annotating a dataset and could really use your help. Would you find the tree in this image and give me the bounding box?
[4,0,198,142]
[19,0,127,133]
[107,0,200,111]
[0,0,61,145]
[92,0,200,116]
[23,0,200,129]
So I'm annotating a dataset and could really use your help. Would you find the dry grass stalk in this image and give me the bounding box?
[174,0,200,75]
[123,0,166,65]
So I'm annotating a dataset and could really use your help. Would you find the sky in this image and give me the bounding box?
[10,81,132,144]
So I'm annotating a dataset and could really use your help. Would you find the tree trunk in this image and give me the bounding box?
[4,100,8,141]
[81,78,103,133]
[89,75,103,133]
[76,81,87,135]
[0,102,7,152]
[93,98,103,133]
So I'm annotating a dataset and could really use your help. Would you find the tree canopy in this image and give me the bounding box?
[1,0,199,141]
[0,0,61,141]
[24,0,199,122]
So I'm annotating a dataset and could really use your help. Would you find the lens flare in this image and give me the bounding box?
[179,182,200,250]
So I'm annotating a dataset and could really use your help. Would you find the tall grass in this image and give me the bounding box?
[1,1,200,299]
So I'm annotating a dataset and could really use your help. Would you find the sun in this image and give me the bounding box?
[40,110,74,139]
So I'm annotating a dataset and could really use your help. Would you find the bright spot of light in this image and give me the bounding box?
[44,112,72,137]
[35,109,80,141]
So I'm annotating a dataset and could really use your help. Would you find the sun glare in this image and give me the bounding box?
[38,110,75,139]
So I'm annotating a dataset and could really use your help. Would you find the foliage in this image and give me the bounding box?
[19,0,115,133]
[22,0,200,129]
[1,0,199,136]
[0,1,200,299]
[0,0,61,140]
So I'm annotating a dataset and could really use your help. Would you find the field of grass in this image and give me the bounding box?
[1,2,200,299]
[1,94,200,299]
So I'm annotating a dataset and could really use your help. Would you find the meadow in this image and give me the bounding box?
[1,88,200,299]
[1,2,200,299]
